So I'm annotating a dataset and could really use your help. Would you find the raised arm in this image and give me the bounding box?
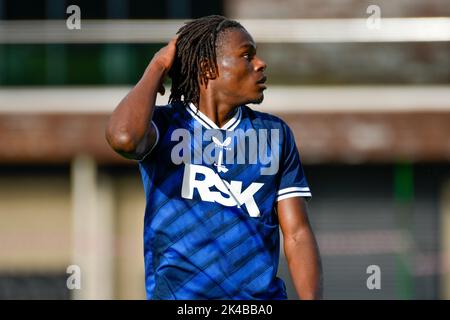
[105,37,177,159]
[277,197,323,300]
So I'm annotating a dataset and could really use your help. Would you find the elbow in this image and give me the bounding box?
[285,228,309,245]
[105,125,137,154]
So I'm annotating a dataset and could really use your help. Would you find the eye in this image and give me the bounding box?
[242,53,252,60]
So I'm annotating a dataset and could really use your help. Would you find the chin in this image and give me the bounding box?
[250,93,264,105]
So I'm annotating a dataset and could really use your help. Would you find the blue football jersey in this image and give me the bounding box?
[138,101,311,300]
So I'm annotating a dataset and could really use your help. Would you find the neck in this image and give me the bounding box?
[195,95,238,128]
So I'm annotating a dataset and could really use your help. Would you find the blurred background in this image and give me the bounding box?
[0,0,449,299]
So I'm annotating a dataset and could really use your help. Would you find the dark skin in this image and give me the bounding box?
[277,197,323,299]
[106,27,322,300]
[197,28,267,127]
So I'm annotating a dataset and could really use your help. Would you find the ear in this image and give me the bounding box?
[200,59,217,81]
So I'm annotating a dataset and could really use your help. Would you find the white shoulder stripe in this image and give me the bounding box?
[277,187,310,196]
[276,192,312,202]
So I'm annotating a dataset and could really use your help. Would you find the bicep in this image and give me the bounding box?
[277,197,312,241]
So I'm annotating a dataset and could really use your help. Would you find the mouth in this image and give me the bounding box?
[256,76,267,89]
[256,76,267,84]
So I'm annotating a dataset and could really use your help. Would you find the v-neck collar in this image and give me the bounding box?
[186,102,242,131]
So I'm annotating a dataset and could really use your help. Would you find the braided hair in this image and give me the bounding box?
[168,15,243,105]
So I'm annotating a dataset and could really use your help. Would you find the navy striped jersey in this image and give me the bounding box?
[138,101,311,300]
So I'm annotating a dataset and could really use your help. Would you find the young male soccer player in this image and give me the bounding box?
[106,15,322,300]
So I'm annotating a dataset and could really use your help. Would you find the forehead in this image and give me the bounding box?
[216,28,256,54]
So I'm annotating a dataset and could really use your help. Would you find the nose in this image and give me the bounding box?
[254,56,267,72]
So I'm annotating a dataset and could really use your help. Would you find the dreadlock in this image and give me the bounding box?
[168,15,243,105]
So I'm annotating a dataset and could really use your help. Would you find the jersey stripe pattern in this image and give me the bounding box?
[138,101,311,299]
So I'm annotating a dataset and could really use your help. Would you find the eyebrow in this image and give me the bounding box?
[239,43,256,50]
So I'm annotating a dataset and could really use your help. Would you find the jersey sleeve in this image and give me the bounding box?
[276,122,312,202]
[136,120,160,161]
[138,106,167,162]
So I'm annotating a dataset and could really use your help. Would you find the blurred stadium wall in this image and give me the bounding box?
[0,0,449,299]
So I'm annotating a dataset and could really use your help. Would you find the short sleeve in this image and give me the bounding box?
[137,120,160,161]
[276,123,312,202]
[138,105,174,162]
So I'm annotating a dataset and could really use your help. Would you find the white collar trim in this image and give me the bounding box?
[186,103,241,131]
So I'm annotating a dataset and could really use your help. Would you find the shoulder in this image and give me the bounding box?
[241,105,291,132]
[152,101,186,125]
[153,101,183,117]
